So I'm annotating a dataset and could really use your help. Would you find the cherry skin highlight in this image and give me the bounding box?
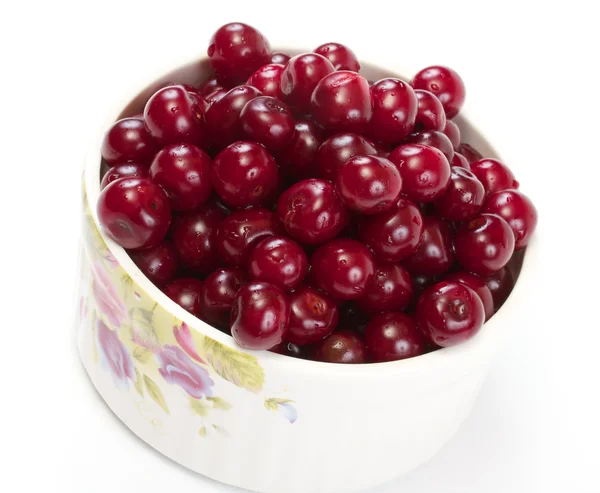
[313,331,366,363]
[433,166,485,221]
[356,263,414,314]
[470,158,520,197]
[411,65,466,119]
[482,189,537,249]
[314,42,360,71]
[414,89,446,132]
[315,133,378,181]
[200,268,249,329]
[246,63,285,99]
[100,162,147,190]
[406,130,454,163]
[130,240,178,286]
[162,278,204,319]
[365,312,425,362]
[368,78,417,144]
[101,117,158,166]
[280,53,335,112]
[286,286,339,345]
[445,271,494,321]
[239,96,294,151]
[248,236,308,291]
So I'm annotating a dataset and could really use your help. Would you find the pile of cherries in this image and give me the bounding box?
[97,22,538,364]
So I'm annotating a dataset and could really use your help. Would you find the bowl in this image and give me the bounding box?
[76,48,534,493]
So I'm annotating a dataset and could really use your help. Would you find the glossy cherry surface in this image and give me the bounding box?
[313,331,366,363]
[315,133,377,181]
[457,143,483,163]
[358,196,424,262]
[433,166,485,221]
[270,52,291,65]
[246,64,285,98]
[388,144,451,202]
[286,286,339,345]
[414,89,446,132]
[280,53,335,111]
[311,238,375,300]
[239,96,294,151]
[200,268,248,328]
[482,189,537,249]
[199,76,225,98]
[365,312,425,362]
[411,66,466,118]
[100,162,147,190]
[404,216,454,276]
[356,263,413,314]
[451,152,471,170]
[230,282,290,350]
[212,141,279,208]
[97,177,171,250]
[445,271,494,321]
[101,117,158,166]
[248,236,308,291]
[162,278,204,319]
[406,130,454,163]
[270,341,305,358]
[484,266,515,310]
[443,120,461,149]
[276,179,348,245]
[130,240,178,286]
[278,120,323,178]
[416,280,484,347]
[314,42,360,71]
[470,158,520,196]
[454,213,515,276]
[368,78,417,144]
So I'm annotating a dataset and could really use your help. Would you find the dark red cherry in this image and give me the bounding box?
[338,303,370,334]
[163,278,204,319]
[270,341,306,358]
[404,216,454,276]
[313,331,366,363]
[100,162,147,190]
[433,167,485,221]
[212,141,279,208]
[412,274,437,298]
[200,268,248,328]
[97,177,171,250]
[199,76,225,98]
[484,266,515,310]
[411,66,466,118]
[239,96,294,151]
[414,89,446,132]
[207,22,271,84]
[443,120,461,149]
[365,312,425,362]
[276,179,349,245]
[356,263,413,314]
[368,78,417,144]
[205,88,229,104]
[230,282,290,350]
[445,271,494,321]
[248,236,308,291]
[314,42,360,71]
[482,189,537,249]
[315,133,377,181]
[270,52,291,65]
[451,152,471,170]
[457,143,483,163]
[454,213,515,276]
[278,120,323,178]
[130,240,178,286]
[101,117,158,166]
[246,64,285,99]
[406,130,454,163]
[280,53,335,111]
[470,158,520,197]
[286,286,339,345]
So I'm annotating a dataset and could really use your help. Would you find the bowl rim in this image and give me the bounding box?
[83,48,538,376]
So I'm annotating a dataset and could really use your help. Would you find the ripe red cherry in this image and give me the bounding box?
[97,177,171,250]
[404,216,454,276]
[406,130,454,163]
[314,42,360,71]
[411,66,466,118]
[248,236,308,291]
[199,76,225,98]
[451,152,471,170]
[358,197,424,262]
[278,120,323,178]
[311,239,375,300]
[443,120,461,149]
[101,117,158,166]
[170,203,226,276]
[101,162,147,190]
[368,78,417,144]
[270,52,291,65]
[445,272,494,321]
[149,143,212,211]
[335,155,402,214]
[433,167,485,221]
[276,179,349,245]
[315,133,377,181]
[207,22,271,84]
[169,83,209,114]
[470,158,520,196]
[239,96,294,151]
[212,141,279,208]
[216,208,281,267]
[200,268,248,329]
[457,143,483,163]
[280,53,335,111]
[163,278,204,319]
[286,286,339,345]
[205,88,228,104]
[246,64,285,99]
[204,85,262,150]
[130,240,178,286]
[270,341,305,358]
[313,331,366,363]
[414,89,446,132]
[230,282,290,350]
[143,85,206,146]
[484,266,514,310]
[454,213,515,276]
[356,263,413,314]
[482,189,537,249]
[388,144,451,202]
[365,312,425,362]
[416,280,485,347]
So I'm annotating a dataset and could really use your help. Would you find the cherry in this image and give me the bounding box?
[246,64,285,99]
[443,120,461,149]
[416,280,484,347]
[414,89,446,132]
[248,236,308,291]
[371,140,392,158]
[338,303,370,334]
[212,141,279,208]
[445,271,494,321]
[270,341,306,358]
[313,331,366,363]
[143,85,206,146]
[314,42,360,71]
[365,312,425,362]
[311,238,375,300]
[149,143,212,211]
[170,83,210,114]
[207,22,271,84]
[315,133,378,181]
[433,167,485,221]
[335,155,402,214]
[356,263,413,314]
[200,268,248,328]
[457,143,483,163]
[280,53,335,111]
[451,152,471,170]
[278,120,323,178]
[388,144,451,202]
[239,96,294,151]
[101,117,158,166]
[204,85,262,150]
[216,208,281,267]
[286,286,339,345]
[270,52,291,65]
[404,216,454,276]
[230,282,290,350]
[482,189,537,249]
[276,179,349,245]
[411,66,466,118]
[412,274,437,298]
[406,130,454,163]
[130,240,178,286]
[368,78,417,144]
[484,266,514,310]
[199,76,225,98]
[170,202,226,276]
[100,162,147,190]
[470,158,520,196]
[358,196,424,262]
[162,278,204,319]
[205,88,228,104]
[454,213,515,276]
[97,177,171,250]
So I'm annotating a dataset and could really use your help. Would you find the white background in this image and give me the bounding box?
[1,1,599,492]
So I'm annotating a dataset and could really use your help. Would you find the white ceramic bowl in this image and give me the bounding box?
[76,49,535,493]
